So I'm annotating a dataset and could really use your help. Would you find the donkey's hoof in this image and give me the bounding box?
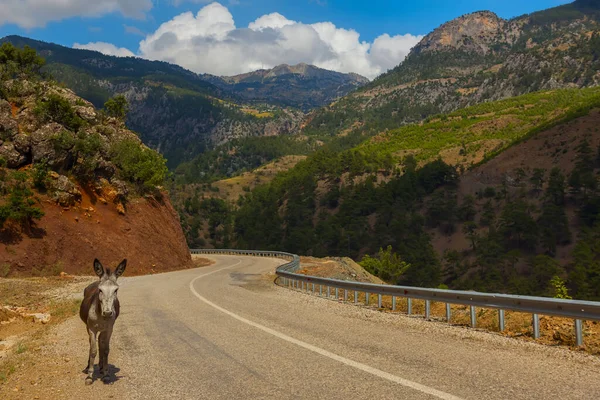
[85,377,93,385]
[101,376,111,384]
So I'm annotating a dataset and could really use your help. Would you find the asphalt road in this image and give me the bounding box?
[44,255,600,399]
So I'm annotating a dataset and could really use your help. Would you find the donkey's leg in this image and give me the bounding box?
[85,328,97,385]
[99,328,113,383]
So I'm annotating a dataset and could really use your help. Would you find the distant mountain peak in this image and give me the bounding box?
[412,10,517,55]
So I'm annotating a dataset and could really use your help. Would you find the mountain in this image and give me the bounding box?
[0,36,304,167]
[202,64,369,111]
[303,0,600,139]
[0,43,192,275]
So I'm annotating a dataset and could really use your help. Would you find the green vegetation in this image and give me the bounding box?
[0,171,44,229]
[103,95,129,120]
[110,138,169,192]
[359,246,411,284]
[0,42,45,82]
[176,135,316,184]
[34,93,86,131]
[358,87,600,168]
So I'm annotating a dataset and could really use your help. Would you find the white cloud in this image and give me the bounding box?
[73,42,135,57]
[0,0,153,29]
[124,24,145,36]
[138,2,422,79]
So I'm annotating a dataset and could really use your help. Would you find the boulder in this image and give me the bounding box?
[30,123,73,169]
[75,106,97,122]
[49,174,82,206]
[12,133,31,155]
[110,179,129,201]
[0,142,27,167]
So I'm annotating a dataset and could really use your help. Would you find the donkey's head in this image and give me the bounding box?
[93,259,127,318]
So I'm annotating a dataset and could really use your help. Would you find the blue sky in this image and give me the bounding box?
[0,0,572,78]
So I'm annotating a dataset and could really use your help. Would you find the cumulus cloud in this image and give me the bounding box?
[139,2,422,79]
[73,42,135,57]
[0,0,153,29]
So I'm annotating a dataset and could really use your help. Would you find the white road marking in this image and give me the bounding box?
[190,258,464,400]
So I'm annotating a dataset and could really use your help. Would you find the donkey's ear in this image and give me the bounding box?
[114,259,127,278]
[93,259,104,277]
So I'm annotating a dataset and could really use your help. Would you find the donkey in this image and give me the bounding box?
[79,258,126,385]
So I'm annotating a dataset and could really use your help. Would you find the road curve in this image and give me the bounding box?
[13,255,598,399]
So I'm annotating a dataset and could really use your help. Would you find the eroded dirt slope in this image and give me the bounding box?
[0,188,193,276]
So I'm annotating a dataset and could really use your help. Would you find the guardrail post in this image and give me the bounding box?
[470,306,477,328]
[378,294,382,309]
[335,288,339,300]
[425,300,431,320]
[327,286,331,298]
[319,285,323,297]
[354,291,358,304]
[407,298,412,315]
[344,289,348,302]
[366,293,370,306]
[392,296,396,311]
[498,309,505,332]
[532,314,540,339]
[312,283,315,294]
[446,303,451,322]
[575,319,584,347]
[301,281,305,292]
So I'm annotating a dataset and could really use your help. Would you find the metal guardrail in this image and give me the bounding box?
[191,249,600,347]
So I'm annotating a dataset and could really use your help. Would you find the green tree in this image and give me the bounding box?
[549,276,572,299]
[104,95,129,120]
[462,221,478,250]
[0,172,44,228]
[529,168,546,196]
[498,199,538,251]
[359,245,411,284]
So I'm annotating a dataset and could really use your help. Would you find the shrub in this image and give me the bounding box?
[73,131,102,182]
[0,171,44,228]
[35,94,85,132]
[51,130,76,152]
[359,245,411,284]
[110,138,168,192]
[32,162,49,191]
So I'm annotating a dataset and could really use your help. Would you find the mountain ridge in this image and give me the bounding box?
[201,63,369,111]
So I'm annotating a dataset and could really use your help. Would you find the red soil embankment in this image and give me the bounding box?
[0,189,193,277]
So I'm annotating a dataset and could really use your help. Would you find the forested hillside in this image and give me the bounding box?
[191,87,600,300]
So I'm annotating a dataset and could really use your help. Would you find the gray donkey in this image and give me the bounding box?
[79,259,126,384]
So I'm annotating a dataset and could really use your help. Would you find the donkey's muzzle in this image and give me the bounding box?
[102,311,114,318]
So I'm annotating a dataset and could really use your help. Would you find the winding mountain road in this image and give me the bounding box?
[6,255,600,399]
